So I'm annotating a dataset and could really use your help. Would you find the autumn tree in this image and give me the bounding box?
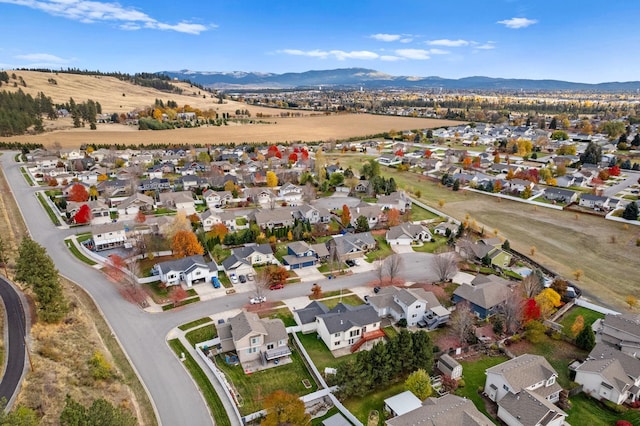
[15,237,68,322]
[405,369,433,400]
[550,278,568,299]
[207,223,228,241]
[523,298,541,323]
[571,315,585,337]
[573,269,583,281]
[88,184,98,200]
[266,171,278,187]
[73,204,92,224]
[534,288,561,319]
[310,283,323,299]
[266,265,289,287]
[261,390,309,426]
[450,302,475,344]
[521,274,543,298]
[167,211,192,240]
[341,204,351,227]
[171,230,204,258]
[170,285,188,307]
[626,295,638,310]
[387,208,401,227]
[135,210,146,224]
[498,289,524,334]
[68,183,89,202]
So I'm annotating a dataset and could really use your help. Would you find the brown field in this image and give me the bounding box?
[0,162,155,425]
[1,70,459,148]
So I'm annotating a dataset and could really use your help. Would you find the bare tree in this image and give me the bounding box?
[301,181,317,203]
[455,237,475,261]
[521,274,543,298]
[450,302,475,345]
[433,251,459,283]
[384,254,404,283]
[497,288,524,335]
[375,255,386,284]
[253,269,270,299]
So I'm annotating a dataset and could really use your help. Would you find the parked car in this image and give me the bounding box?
[269,283,284,290]
[239,275,247,283]
[374,286,381,293]
[229,273,238,284]
[345,259,356,267]
[417,319,427,328]
[211,276,221,288]
[249,296,266,304]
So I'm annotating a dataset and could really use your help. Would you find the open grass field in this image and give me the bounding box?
[1,71,459,148]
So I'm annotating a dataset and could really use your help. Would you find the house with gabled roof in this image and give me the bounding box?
[293,204,331,225]
[138,178,171,192]
[152,255,218,287]
[92,222,127,251]
[221,244,276,276]
[453,275,513,319]
[282,241,318,270]
[116,192,155,219]
[315,302,383,353]
[351,204,384,229]
[485,354,566,426]
[543,188,578,204]
[217,310,291,373]
[200,209,222,232]
[159,191,196,215]
[367,286,448,328]
[456,238,511,270]
[327,232,376,261]
[293,301,330,334]
[377,191,411,213]
[278,183,303,206]
[386,223,431,246]
[594,313,640,358]
[253,207,295,230]
[386,394,493,426]
[574,342,640,405]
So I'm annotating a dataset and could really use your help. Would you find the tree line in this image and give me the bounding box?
[0,89,56,136]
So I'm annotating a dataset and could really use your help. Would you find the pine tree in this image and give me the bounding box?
[622,201,639,221]
[576,325,596,351]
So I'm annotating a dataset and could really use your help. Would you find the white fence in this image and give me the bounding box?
[575,298,620,315]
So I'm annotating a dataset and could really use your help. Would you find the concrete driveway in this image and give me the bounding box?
[311,195,362,211]
[391,244,414,254]
[293,266,326,283]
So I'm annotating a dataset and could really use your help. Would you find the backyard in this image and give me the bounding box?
[343,382,406,426]
[296,332,356,373]
[558,306,605,339]
[566,393,640,426]
[456,354,510,419]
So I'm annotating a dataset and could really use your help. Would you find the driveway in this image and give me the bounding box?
[292,266,325,283]
[311,195,363,211]
[391,244,414,254]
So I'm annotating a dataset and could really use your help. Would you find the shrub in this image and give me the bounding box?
[89,351,113,380]
[616,421,633,426]
[397,319,407,328]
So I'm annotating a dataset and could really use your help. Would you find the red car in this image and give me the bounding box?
[269,283,284,290]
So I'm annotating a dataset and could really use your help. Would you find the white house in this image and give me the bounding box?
[386,223,431,246]
[278,183,303,206]
[367,286,446,327]
[315,302,382,353]
[92,223,127,251]
[152,255,219,287]
[159,191,196,216]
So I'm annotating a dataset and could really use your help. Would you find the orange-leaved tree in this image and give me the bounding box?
[387,208,401,227]
[341,204,351,227]
[68,183,89,202]
[171,230,204,258]
[261,390,310,426]
[266,171,278,187]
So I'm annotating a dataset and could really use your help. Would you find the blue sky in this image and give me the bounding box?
[1,0,638,84]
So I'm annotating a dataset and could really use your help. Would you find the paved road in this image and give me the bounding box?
[602,169,640,197]
[0,153,440,425]
[0,275,28,410]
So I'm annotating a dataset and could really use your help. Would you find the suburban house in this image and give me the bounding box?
[573,343,640,405]
[294,301,331,334]
[203,189,233,209]
[355,180,372,195]
[152,255,219,287]
[437,354,462,380]
[386,223,432,246]
[376,154,402,166]
[177,175,209,191]
[327,232,376,262]
[92,223,127,251]
[244,187,276,206]
[115,193,155,219]
[138,178,171,192]
[312,302,383,353]
[67,199,111,225]
[367,286,449,328]
[221,244,276,276]
[278,183,303,205]
[385,394,493,426]
[484,354,566,426]
[158,191,196,215]
[217,310,291,373]
[452,275,514,319]
[579,194,611,211]
[253,207,295,230]
[293,204,331,224]
[200,209,222,232]
[433,221,458,237]
[457,237,512,270]
[282,241,319,270]
[593,313,640,358]
[377,191,412,213]
[543,188,578,204]
[351,204,384,229]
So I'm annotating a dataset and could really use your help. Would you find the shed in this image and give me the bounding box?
[322,412,351,426]
[384,391,422,417]
[438,353,463,380]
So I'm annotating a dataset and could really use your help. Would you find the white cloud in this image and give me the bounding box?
[380,55,401,61]
[497,17,538,29]
[16,53,71,63]
[370,33,401,42]
[427,39,469,47]
[395,49,430,60]
[399,38,413,43]
[280,49,379,61]
[428,48,449,55]
[0,0,211,34]
[475,42,496,50]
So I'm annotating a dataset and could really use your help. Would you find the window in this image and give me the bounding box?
[412,314,417,318]
[251,337,259,345]
[334,333,340,337]
[267,343,274,350]
[416,304,421,309]
[334,341,340,346]
[503,384,509,392]
[546,377,555,386]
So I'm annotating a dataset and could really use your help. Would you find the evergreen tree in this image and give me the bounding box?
[396,329,415,375]
[15,237,67,322]
[411,331,434,372]
[622,201,639,221]
[579,141,602,165]
[355,215,370,232]
[576,324,596,351]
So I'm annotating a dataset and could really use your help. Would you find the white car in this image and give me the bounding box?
[229,273,238,284]
[249,296,266,305]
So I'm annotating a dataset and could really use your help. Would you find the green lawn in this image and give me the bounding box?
[167,339,231,426]
[179,317,213,331]
[410,204,440,221]
[567,393,640,426]
[185,324,217,347]
[296,332,356,373]
[314,289,353,299]
[161,296,200,311]
[274,242,289,263]
[412,236,449,253]
[258,306,296,327]
[65,239,97,265]
[456,355,509,420]
[20,167,34,186]
[343,381,406,426]
[365,235,393,263]
[382,326,398,339]
[311,407,348,426]
[37,192,61,225]
[215,347,317,415]
[558,306,604,339]
[322,294,364,309]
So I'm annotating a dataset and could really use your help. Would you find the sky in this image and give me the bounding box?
[1,0,639,84]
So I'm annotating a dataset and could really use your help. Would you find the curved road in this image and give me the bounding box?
[0,153,440,425]
[0,275,28,410]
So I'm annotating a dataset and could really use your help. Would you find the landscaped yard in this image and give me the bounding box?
[185,324,217,347]
[296,332,356,373]
[566,393,640,426]
[411,235,449,253]
[456,354,509,419]
[257,306,296,327]
[179,317,212,331]
[321,294,364,309]
[410,204,440,221]
[365,235,393,263]
[138,254,178,277]
[343,381,405,426]
[558,306,604,339]
[215,347,317,415]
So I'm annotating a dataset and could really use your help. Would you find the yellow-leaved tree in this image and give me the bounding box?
[534,288,561,319]
[171,230,204,258]
[266,171,278,187]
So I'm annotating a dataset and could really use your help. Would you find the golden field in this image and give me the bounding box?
[1,70,459,148]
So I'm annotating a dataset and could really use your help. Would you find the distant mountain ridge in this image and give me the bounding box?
[159,68,640,92]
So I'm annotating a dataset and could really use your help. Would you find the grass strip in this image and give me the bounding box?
[167,339,232,426]
[20,167,34,186]
[162,296,200,311]
[185,325,217,347]
[36,192,61,225]
[178,317,212,331]
[65,238,98,266]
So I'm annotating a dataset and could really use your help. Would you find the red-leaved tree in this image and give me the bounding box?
[74,204,92,224]
[523,298,541,322]
[135,210,146,224]
[68,183,89,202]
[288,152,298,162]
[170,286,188,307]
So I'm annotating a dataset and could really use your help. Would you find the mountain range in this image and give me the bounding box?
[160,68,640,92]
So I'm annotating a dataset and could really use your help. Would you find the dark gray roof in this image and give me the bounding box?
[221,254,249,271]
[294,301,330,325]
[387,394,493,426]
[602,313,640,340]
[232,243,274,260]
[287,241,313,256]
[156,255,209,275]
[317,303,379,334]
[498,390,566,426]
[454,281,510,310]
[331,232,375,256]
[229,311,267,341]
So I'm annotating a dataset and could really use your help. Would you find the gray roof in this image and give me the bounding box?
[262,318,288,344]
[221,254,249,271]
[486,354,558,394]
[438,353,461,371]
[386,223,430,241]
[311,243,330,258]
[287,241,313,256]
[498,390,566,426]
[232,243,274,260]
[589,342,640,380]
[317,303,379,334]
[155,255,214,275]
[229,311,267,341]
[322,413,350,426]
[602,313,640,340]
[294,301,330,325]
[577,358,631,394]
[386,394,493,426]
[454,281,510,310]
[330,232,375,256]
